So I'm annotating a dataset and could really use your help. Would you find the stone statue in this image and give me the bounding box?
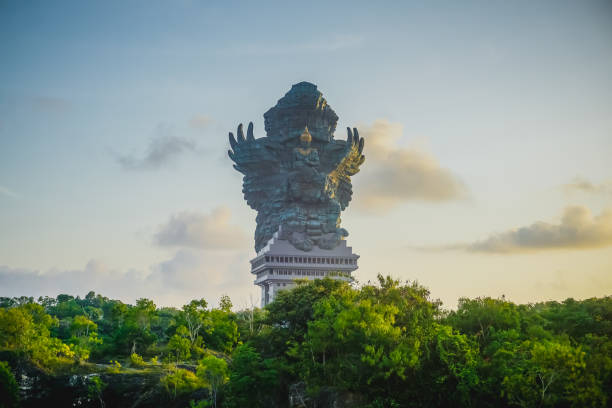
[228,82,365,252]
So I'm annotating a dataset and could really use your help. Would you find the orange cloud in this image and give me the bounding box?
[353,120,466,210]
[430,206,612,254]
[563,177,612,196]
[155,207,249,250]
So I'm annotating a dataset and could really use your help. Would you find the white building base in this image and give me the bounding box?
[250,229,359,307]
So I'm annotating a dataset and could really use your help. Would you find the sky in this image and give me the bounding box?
[1,0,611,309]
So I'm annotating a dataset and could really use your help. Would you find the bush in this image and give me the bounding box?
[107,360,122,374]
[161,368,205,399]
[0,361,19,408]
[130,352,146,367]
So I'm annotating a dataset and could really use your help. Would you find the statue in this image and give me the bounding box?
[228,82,365,252]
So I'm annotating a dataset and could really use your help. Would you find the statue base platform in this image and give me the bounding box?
[250,228,359,307]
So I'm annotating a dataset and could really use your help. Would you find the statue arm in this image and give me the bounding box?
[327,127,366,210]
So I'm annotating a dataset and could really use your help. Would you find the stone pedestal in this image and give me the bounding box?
[251,228,358,307]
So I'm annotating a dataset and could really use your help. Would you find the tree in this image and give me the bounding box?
[161,367,205,400]
[114,298,157,355]
[182,299,210,345]
[133,298,157,331]
[71,315,97,338]
[224,344,278,408]
[416,325,479,406]
[500,340,606,407]
[0,304,74,368]
[235,306,266,343]
[204,308,239,354]
[0,361,19,408]
[87,375,107,408]
[219,295,233,313]
[445,297,520,346]
[168,326,191,363]
[197,354,228,408]
[261,278,347,357]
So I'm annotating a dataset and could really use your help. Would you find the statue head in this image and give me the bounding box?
[299,126,312,146]
[263,82,338,143]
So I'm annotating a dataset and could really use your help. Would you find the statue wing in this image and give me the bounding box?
[228,122,284,251]
[228,122,279,209]
[326,127,365,210]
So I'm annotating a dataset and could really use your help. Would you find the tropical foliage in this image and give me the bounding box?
[0,277,610,407]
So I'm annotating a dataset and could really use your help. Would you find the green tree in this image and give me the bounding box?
[416,324,479,406]
[219,295,233,313]
[168,325,192,363]
[204,308,239,354]
[260,278,347,357]
[182,299,210,345]
[161,367,205,400]
[224,344,278,408]
[0,304,74,368]
[87,375,107,408]
[501,340,606,407]
[114,298,157,355]
[0,361,19,408]
[197,354,228,408]
[70,315,97,338]
[446,297,520,347]
[133,298,157,331]
[68,315,102,362]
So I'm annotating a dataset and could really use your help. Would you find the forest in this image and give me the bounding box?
[0,276,610,408]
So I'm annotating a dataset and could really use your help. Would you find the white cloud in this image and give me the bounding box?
[354,119,466,210]
[116,124,196,170]
[0,185,20,199]
[155,207,249,250]
[189,114,213,129]
[422,206,612,254]
[0,250,256,308]
[563,176,612,196]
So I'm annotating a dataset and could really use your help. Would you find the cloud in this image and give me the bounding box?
[0,185,20,199]
[0,251,255,308]
[116,124,196,170]
[149,250,250,293]
[422,206,612,254]
[0,260,147,303]
[155,207,249,250]
[189,114,212,129]
[354,120,466,210]
[563,176,612,196]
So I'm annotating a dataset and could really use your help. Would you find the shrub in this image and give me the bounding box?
[161,368,205,399]
[130,353,146,367]
[0,361,19,408]
[107,360,122,374]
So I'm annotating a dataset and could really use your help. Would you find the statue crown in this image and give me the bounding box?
[300,126,312,143]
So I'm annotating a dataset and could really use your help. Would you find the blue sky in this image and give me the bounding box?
[1,0,611,308]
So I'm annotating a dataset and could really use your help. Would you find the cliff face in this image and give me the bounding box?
[2,355,207,408]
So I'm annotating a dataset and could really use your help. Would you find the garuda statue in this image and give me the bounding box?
[228,82,365,252]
